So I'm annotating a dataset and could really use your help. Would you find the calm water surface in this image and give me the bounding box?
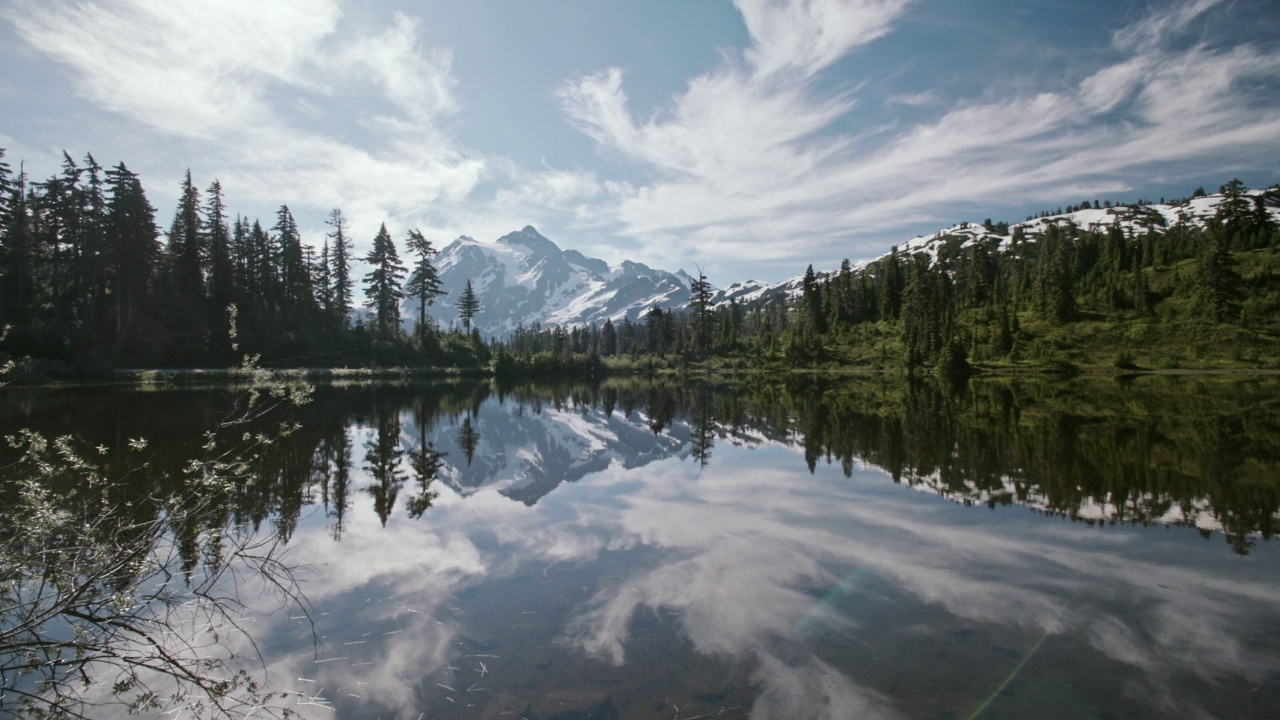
[3,376,1279,719]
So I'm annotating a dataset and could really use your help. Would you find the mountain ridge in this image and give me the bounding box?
[417,185,1279,337]
[417,225,692,337]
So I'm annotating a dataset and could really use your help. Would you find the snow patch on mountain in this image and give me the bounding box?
[712,188,1280,309]
[414,226,692,337]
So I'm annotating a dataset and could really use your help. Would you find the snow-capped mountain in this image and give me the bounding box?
[406,402,696,506]
[710,187,1280,308]
[412,226,692,337]
[408,188,1276,335]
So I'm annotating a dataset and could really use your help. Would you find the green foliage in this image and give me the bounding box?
[1,153,1277,378]
[455,279,479,333]
[1194,237,1241,322]
[404,228,446,342]
[0,356,312,718]
[363,222,407,337]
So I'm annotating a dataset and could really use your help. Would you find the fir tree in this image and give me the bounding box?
[273,206,307,315]
[801,264,826,334]
[363,223,407,337]
[326,208,353,330]
[455,279,479,334]
[103,163,159,343]
[167,170,203,301]
[403,229,446,338]
[204,180,233,312]
[687,269,714,353]
[1195,236,1240,323]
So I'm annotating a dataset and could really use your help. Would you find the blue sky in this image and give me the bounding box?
[2,0,1279,285]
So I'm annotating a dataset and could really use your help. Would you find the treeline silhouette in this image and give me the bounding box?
[0,149,486,374]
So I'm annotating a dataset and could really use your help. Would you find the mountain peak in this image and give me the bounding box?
[420,226,693,336]
[496,225,560,254]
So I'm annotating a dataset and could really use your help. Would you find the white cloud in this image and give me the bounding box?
[326,11,459,123]
[1113,0,1225,52]
[5,0,488,253]
[556,0,1280,279]
[7,0,339,139]
[735,0,910,79]
[6,0,1279,284]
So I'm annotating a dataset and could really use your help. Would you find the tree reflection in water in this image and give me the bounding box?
[1,378,314,719]
[3,373,1279,715]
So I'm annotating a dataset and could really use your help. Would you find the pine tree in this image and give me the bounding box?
[801,264,826,334]
[363,223,406,337]
[645,306,666,356]
[273,206,307,315]
[204,180,233,312]
[103,163,159,343]
[1034,224,1076,323]
[455,279,479,333]
[1195,235,1239,323]
[900,256,952,369]
[880,248,903,321]
[0,160,37,326]
[326,208,353,330]
[687,269,714,353]
[167,170,203,302]
[601,318,617,355]
[317,237,333,322]
[1216,179,1252,249]
[403,229,446,338]
[80,153,108,323]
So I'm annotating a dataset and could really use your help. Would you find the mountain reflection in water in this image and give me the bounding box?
[2,375,1278,718]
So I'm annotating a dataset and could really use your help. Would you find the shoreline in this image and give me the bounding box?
[4,362,1280,390]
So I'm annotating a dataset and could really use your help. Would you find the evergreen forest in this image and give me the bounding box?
[1,146,1279,381]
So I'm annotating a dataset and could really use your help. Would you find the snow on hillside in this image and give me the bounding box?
[712,188,1280,309]
[409,188,1276,333]
[412,226,692,337]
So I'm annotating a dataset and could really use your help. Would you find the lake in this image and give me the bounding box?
[2,374,1278,719]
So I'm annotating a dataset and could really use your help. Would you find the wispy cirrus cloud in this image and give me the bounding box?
[556,0,1280,279]
[5,0,1279,283]
[5,0,488,246]
[735,0,908,79]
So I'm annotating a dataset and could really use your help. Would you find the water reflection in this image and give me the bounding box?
[2,376,1279,718]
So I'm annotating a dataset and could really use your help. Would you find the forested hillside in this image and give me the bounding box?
[1,145,1278,378]
[493,181,1280,375]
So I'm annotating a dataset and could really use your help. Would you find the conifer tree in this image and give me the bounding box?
[1195,235,1239,323]
[687,269,714,353]
[1132,268,1152,316]
[326,208,353,330]
[80,153,108,322]
[204,180,233,312]
[801,264,826,334]
[103,163,159,342]
[0,160,37,325]
[404,229,446,338]
[317,237,333,322]
[363,222,406,337]
[601,318,617,355]
[456,279,479,333]
[880,248,904,321]
[900,256,952,369]
[273,206,307,315]
[167,170,203,302]
[1034,224,1076,323]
